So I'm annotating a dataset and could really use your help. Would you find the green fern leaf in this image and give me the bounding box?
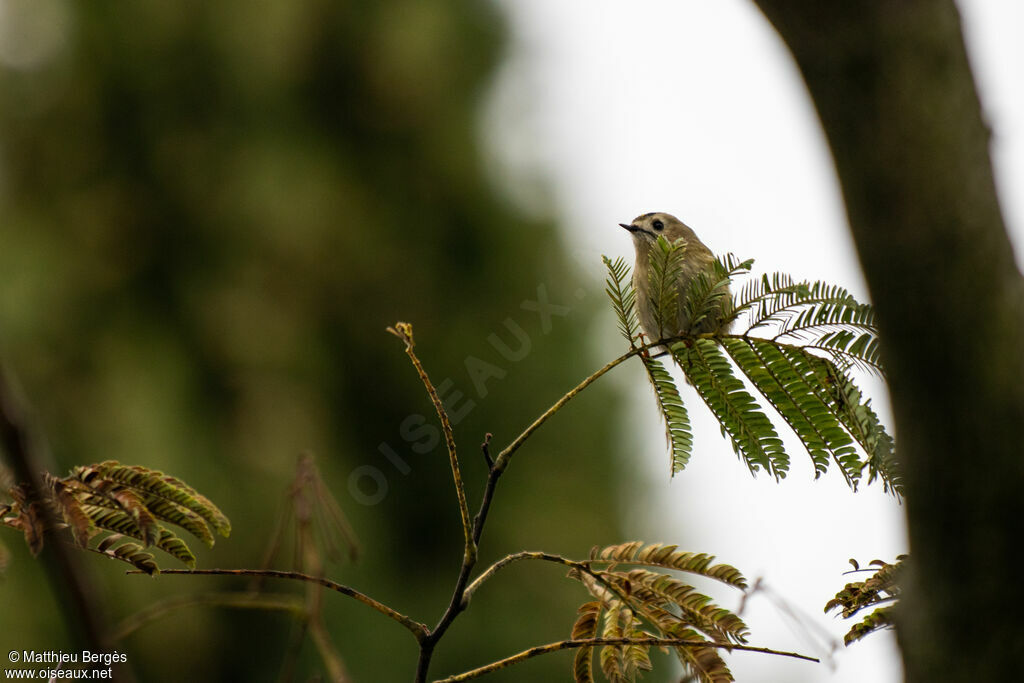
[722,337,863,485]
[791,351,902,496]
[603,256,641,347]
[735,277,883,375]
[647,236,687,339]
[641,356,694,475]
[684,254,752,333]
[813,329,884,376]
[672,339,789,479]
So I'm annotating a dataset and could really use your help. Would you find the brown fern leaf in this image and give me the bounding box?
[111,489,160,547]
[44,475,93,548]
[599,602,625,681]
[594,542,747,589]
[669,626,734,683]
[572,601,601,683]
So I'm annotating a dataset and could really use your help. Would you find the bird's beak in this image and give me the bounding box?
[619,223,638,233]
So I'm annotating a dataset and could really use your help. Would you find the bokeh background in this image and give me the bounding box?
[0,1,625,680]
[2,1,1021,682]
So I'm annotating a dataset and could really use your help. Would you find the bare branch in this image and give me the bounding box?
[388,323,474,559]
[432,636,819,682]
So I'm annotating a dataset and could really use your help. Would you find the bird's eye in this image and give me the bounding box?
[652,220,664,231]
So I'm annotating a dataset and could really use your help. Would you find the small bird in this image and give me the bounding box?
[620,212,730,341]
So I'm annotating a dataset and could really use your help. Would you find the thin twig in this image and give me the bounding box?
[490,331,715,474]
[412,332,697,681]
[388,323,474,558]
[491,348,634,472]
[480,433,493,469]
[415,461,503,681]
[132,568,428,640]
[432,636,819,682]
[463,551,585,603]
[460,550,666,623]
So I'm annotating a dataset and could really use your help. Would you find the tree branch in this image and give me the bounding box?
[463,551,588,604]
[388,323,474,559]
[432,636,819,682]
[491,335,684,473]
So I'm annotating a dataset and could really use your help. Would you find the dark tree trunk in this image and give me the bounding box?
[749,2,1024,681]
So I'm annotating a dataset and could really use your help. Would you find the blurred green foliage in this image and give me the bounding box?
[0,0,624,680]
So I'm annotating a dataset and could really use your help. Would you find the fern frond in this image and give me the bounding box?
[672,339,789,480]
[826,556,905,646]
[78,492,217,549]
[736,279,852,331]
[109,488,161,546]
[72,461,231,537]
[4,460,229,571]
[592,542,747,589]
[769,283,873,339]
[647,236,687,338]
[129,495,217,548]
[43,475,94,548]
[733,272,802,318]
[809,329,884,376]
[94,534,160,575]
[639,600,733,681]
[669,627,734,683]
[792,352,902,496]
[603,256,641,347]
[622,569,749,643]
[622,623,654,678]
[573,601,604,639]
[601,251,896,494]
[83,507,197,567]
[685,254,752,332]
[152,528,198,567]
[599,602,625,681]
[841,607,895,645]
[568,542,766,683]
[738,279,884,374]
[572,602,601,683]
[641,356,693,475]
[722,338,863,485]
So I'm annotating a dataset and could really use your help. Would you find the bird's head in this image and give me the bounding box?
[619,212,696,250]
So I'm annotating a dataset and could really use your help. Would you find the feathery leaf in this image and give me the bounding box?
[603,256,641,347]
[672,339,789,479]
[641,356,694,475]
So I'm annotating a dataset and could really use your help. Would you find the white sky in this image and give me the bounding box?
[484,1,1024,681]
